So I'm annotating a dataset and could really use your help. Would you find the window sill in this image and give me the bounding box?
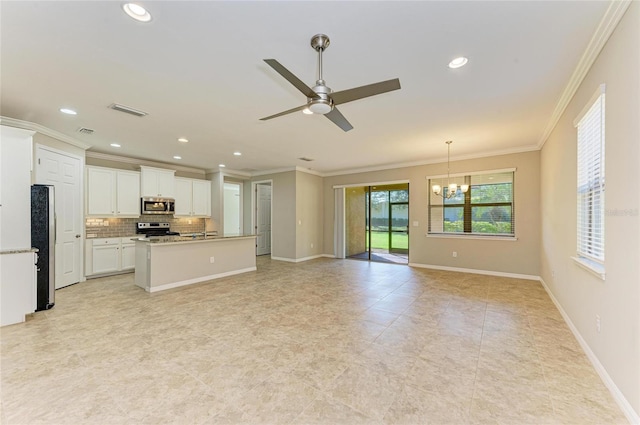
[571,256,605,280]
[427,234,517,242]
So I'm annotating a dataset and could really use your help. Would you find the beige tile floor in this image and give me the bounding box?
[0,257,628,424]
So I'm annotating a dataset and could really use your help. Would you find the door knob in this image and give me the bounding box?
[75,234,81,238]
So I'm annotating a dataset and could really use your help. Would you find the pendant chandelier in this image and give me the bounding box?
[432,141,469,199]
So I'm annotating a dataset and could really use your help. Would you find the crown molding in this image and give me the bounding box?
[0,116,92,150]
[537,0,631,149]
[204,167,252,177]
[222,169,252,178]
[321,144,539,177]
[250,166,297,177]
[295,166,323,177]
[85,151,205,175]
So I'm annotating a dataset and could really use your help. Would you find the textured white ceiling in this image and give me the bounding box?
[0,1,611,174]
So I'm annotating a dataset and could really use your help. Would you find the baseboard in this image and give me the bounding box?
[271,255,325,263]
[321,254,336,259]
[85,270,134,280]
[539,277,639,424]
[408,262,539,281]
[148,267,257,293]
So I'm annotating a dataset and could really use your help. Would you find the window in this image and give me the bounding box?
[575,87,605,264]
[429,171,514,236]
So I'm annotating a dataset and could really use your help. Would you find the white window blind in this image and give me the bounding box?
[576,90,605,263]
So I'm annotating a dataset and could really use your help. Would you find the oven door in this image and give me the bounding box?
[141,197,175,215]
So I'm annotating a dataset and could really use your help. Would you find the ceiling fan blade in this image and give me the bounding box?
[260,104,309,121]
[264,59,317,99]
[325,107,353,132]
[331,78,401,105]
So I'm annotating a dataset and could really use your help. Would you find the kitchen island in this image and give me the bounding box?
[133,235,256,293]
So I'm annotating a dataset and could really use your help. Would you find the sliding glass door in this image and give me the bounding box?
[346,183,409,264]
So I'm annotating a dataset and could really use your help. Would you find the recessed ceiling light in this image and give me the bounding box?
[233,152,242,156]
[122,3,152,22]
[448,57,468,69]
[60,108,77,115]
[219,164,226,168]
[173,155,182,160]
[110,143,121,148]
[302,108,312,115]
[177,138,189,143]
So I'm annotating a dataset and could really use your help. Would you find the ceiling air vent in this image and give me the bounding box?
[108,103,148,117]
[77,127,94,135]
[298,157,314,162]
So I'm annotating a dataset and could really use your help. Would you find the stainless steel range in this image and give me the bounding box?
[136,222,180,237]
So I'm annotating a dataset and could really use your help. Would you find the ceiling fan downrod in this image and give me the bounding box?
[311,34,330,85]
[309,34,332,114]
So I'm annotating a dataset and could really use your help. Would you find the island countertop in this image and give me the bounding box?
[132,234,256,245]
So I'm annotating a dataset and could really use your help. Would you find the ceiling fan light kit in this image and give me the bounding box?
[261,34,401,131]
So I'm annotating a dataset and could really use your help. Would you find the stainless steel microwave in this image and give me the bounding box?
[141,197,175,215]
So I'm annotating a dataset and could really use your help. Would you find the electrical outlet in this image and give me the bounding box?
[452,251,458,258]
[310,243,314,248]
[552,270,556,278]
[596,315,601,333]
[209,256,215,264]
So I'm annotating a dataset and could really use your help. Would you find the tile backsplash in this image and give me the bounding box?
[86,217,208,238]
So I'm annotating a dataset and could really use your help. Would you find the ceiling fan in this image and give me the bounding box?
[260,34,401,132]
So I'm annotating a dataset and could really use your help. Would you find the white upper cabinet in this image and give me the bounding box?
[192,179,211,217]
[174,178,192,216]
[174,177,211,217]
[86,166,140,217]
[115,171,140,215]
[140,166,175,198]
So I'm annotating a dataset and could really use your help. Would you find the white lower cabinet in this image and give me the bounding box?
[121,239,136,270]
[91,238,120,275]
[86,237,137,276]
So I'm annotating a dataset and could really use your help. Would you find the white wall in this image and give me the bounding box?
[540,2,640,418]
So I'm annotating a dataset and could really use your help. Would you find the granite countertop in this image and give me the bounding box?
[86,234,138,239]
[0,248,39,255]
[132,234,256,245]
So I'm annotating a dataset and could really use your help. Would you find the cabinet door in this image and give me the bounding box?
[141,169,159,197]
[92,245,120,274]
[120,244,136,270]
[86,167,115,215]
[192,180,211,217]
[156,171,175,198]
[174,178,192,216]
[116,171,140,216]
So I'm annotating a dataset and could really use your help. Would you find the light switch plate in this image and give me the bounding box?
[413,221,419,227]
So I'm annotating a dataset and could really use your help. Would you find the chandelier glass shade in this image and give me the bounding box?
[432,141,469,199]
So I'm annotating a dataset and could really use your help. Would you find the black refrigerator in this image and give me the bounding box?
[31,184,55,311]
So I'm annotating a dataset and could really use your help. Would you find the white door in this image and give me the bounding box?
[256,184,271,255]
[36,146,82,288]
[224,182,241,236]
